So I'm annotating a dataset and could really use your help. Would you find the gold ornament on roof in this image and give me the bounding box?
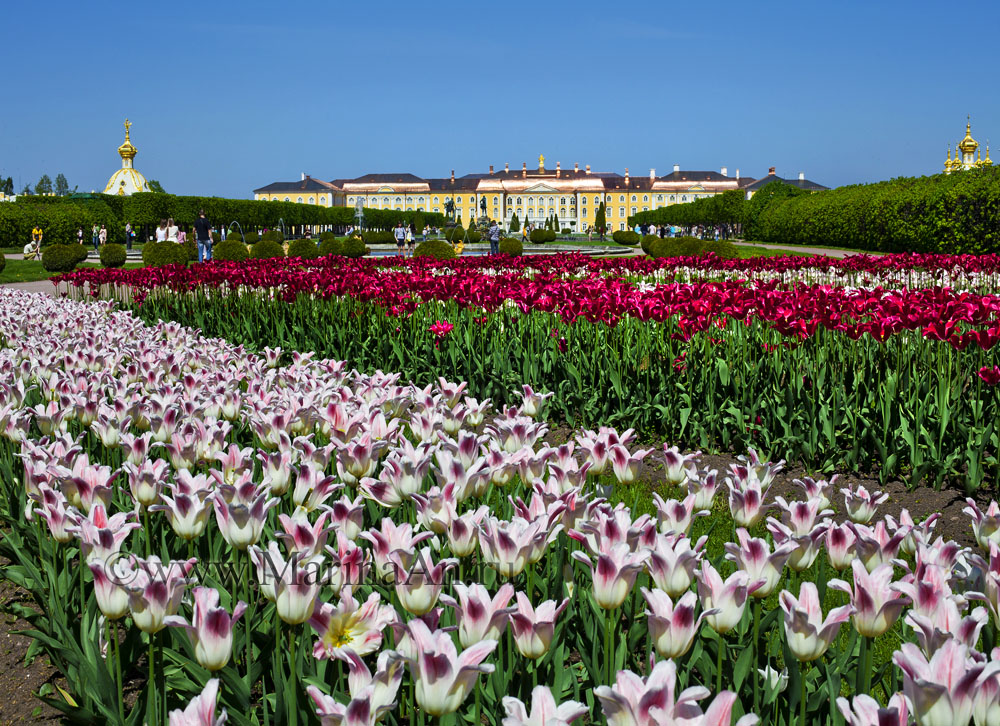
[118,118,137,162]
[538,154,545,172]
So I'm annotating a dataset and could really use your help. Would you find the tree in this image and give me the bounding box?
[55,173,69,196]
[1,177,12,195]
[509,213,520,233]
[595,202,607,238]
[20,183,32,195]
[35,174,53,195]
[149,180,166,193]
[467,214,476,230]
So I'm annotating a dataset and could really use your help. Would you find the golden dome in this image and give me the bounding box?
[118,118,137,162]
[958,116,979,155]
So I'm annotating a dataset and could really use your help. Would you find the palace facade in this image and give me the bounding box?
[253,156,758,231]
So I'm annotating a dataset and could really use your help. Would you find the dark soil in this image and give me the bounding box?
[0,580,62,724]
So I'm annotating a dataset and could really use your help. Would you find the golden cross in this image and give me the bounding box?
[124,118,132,136]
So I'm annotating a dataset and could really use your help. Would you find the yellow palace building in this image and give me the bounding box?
[253,156,754,231]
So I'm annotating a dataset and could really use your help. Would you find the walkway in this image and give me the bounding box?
[731,241,876,259]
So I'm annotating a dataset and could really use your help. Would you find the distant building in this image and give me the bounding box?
[104,119,151,195]
[742,167,828,199]
[944,117,992,173]
[254,156,759,231]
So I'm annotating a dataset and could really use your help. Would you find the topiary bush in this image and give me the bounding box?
[319,231,336,244]
[99,243,127,268]
[319,237,343,256]
[529,229,547,243]
[182,239,198,261]
[363,230,395,245]
[244,232,260,244]
[612,230,641,246]
[340,237,368,258]
[498,238,523,256]
[0,254,5,274]
[287,238,320,259]
[413,239,457,260]
[672,236,708,256]
[213,239,250,262]
[226,232,243,242]
[700,239,740,259]
[41,244,83,272]
[561,228,571,234]
[641,234,660,255]
[142,242,189,267]
[261,230,284,244]
[249,239,286,259]
[210,232,222,244]
[444,227,466,242]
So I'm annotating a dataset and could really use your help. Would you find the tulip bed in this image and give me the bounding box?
[57,252,1000,492]
[4,286,1000,726]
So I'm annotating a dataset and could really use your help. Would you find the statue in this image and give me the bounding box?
[444,198,455,219]
[480,197,487,214]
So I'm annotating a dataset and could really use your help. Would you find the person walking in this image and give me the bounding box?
[488,220,501,255]
[521,224,528,244]
[393,221,406,257]
[423,224,430,242]
[77,227,84,246]
[125,221,133,250]
[92,223,100,251]
[406,223,416,255]
[98,224,107,247]
[194,209,213,262]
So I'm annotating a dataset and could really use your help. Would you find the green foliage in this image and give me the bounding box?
[444,227,466,242]
[641,234,660,254]
[612,230,641,245]
[509,213,520,233]
[363,230,395,245]
[319,231,336,243]
[41,244,84,272]
[249,239,286,259]
[54,173,69,196]
[318,237,343,257]
[182,239,198,261]
[141,242,188,267]
[466,230,482,243]
[261,230,283,243]
[339,237,368,258]
[529,229,556,243]
[630,188,749,230]
[287,238,320,259]
[498,238,523,256]
[561,228,571,234]
[148,180,166,193]
[213,239,250,262]
[413,239,457,260]
[226,231,243,242]
[701,239,740,259]
[99,243,127,268]
[35,175,53,195]
[594,202,607,233]
[0,254,5,274]
[244,232,260,244]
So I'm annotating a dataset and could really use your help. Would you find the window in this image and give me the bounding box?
[383,197,390,204]
[492,196,498,204]
[670,195,676,202]
[283,196,290,202]
[433,207,439,212]
[493,208,498,216]
[517,197,522,204]
[308,197,315,204]
[619,222,625,231]
[619,195,625,203]
[548,197,554,205]
[642,195,648,202]
[527,196,533,204]
[681,195,687,202]
[560,208,566,216]
[642,206,648,212]
[631,207,637,215]
[560,197,566,205]
[631,195,637,202]
[348,197,354,203]
[656,195,663,202]
[594,196,600,205]
[395,197,401,203]
[433,196,439,204]
[297,196,303,203]
[469,196,475,203]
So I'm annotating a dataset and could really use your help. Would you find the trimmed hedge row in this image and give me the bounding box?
[41,244,89,272]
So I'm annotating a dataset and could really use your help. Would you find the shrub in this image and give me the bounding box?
[319,237,343,256]
[340,237,368,258]
[319,231,336,244]
[363,230,395,245]
[182,239,198,261]
[244,232,260,244]
[226,232,243,242]
[647,238,675,258]
[466,230,481,244]
[444,227,466,242]
[612,230,641,246]
[671,236,708,256]
[0,254,5,274]
[261,230,284,243]
[99,243,127,268]
[413,240,457,260]
[249,239,286,259]
[211,232,222,244]
[41,244,83,272]
[561,228,571,234]
[529,229,547,243]
[287,238,320,259]
[498,238,523,256]
[641,234,660,255]
[142,242,189,267]
[700,239,740,259]
[213,239,250,262]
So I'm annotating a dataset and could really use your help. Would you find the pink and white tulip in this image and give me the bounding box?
[510,592,569,659]
[403,618,497,716]
[501,685,587,726]
[642,588,716,659]
[779,582,853,662]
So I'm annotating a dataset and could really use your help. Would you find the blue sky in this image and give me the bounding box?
[2,0,998,198]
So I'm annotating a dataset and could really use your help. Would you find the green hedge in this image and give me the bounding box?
[499,238,523,256]
[250,240,286,259]
[612,230,641,245]
[41,244,88,272]
[142,242,188,267]
[213,239,250,262]
[364,230,395,245]
[340,237,368,258]
[0,254,5,274]
[99,243,127,268]
[413,240,457,260]
[319,237,343,256]
[287,238,320,259]
[530,229,556,243]
[641,234,659,254]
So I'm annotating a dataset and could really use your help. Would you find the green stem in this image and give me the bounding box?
[717,634,724,694]
[289,628,298,726]
[800,662,808,726]
[147,635,157,726]
[111,620,123,722]
[143,507,152,558]
[605,609,614,685]
[863,635,874,697]
[857,633,868,696]
[753,599,760,713]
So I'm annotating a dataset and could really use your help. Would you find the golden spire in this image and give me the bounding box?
[117,118,137,163]
[945,144,952,173]
[986,141,993,165]
[538,153,545,172]
[958,114,979,156]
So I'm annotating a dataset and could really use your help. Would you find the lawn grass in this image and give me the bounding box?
[0,259,142,284]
